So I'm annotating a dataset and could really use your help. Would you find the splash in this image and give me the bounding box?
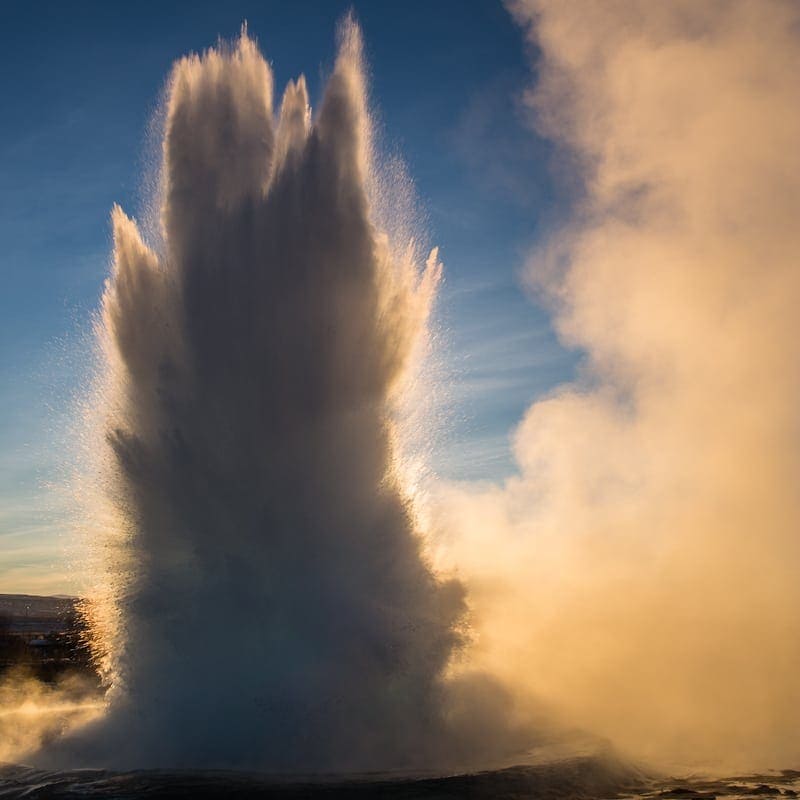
[57,20,476,771]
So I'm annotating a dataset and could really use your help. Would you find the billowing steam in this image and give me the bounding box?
[434,0,800,772]
[60,20,480,771]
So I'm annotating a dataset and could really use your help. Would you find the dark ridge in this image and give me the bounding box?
[0,755,647,800]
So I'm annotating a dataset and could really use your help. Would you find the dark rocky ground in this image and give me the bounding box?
[0,755,645,799]
[0,759,798,800]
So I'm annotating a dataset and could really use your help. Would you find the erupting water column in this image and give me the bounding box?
[79,21,466,770]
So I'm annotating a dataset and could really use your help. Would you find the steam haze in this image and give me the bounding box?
[433,0,800,772]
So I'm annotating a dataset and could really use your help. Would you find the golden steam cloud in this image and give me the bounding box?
[434,0,800,772]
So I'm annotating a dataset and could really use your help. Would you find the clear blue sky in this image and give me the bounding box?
[0,0,576,593]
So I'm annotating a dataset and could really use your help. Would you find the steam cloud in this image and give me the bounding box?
[434,0,800,772]
[64,21,478,771]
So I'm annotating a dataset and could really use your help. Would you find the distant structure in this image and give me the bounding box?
[0,594,95,682]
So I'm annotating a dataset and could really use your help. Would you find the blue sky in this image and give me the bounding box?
[0,0,576,593]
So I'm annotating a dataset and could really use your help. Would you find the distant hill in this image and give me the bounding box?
[0,595,80,637]
[0,594,96,680]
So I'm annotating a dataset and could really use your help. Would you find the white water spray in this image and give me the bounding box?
[59,21,482,771]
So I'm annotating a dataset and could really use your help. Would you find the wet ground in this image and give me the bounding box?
[630,769,800,800]
[1,757,798,800]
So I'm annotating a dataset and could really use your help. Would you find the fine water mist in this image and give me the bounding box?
[59,20,483,772]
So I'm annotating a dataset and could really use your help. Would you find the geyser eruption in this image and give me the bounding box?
[73,21,467,770]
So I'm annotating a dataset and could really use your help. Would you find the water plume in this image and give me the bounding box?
[63,20,472,771]
[433,0,800,772]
